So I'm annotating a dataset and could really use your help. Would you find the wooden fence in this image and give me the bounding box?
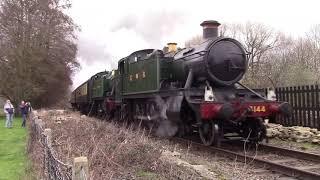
[275,85,320,129]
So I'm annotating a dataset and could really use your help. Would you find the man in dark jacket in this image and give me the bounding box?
[20,101,28,127]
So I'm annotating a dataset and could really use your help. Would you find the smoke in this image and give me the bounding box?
[111,10,187,47]
[153,95,183,137]
[77,36,113,66]
[73,9,187,88]
[155,120,178,137]
[76,9,187,69]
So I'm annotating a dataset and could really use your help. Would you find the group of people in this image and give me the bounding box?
[3,100,31,128]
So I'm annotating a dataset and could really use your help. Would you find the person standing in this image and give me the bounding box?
[20,101,28,127]
[26,102,32,113]
[4,100,14,128]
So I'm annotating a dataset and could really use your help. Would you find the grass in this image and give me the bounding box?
[0,116,28,180]
[136,169,158,179]
[299,142,318,150]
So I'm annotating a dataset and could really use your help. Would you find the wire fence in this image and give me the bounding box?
[28,111,88,180]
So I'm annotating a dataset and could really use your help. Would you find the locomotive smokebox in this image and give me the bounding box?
[173,20,247,86]
[200,20,221,39]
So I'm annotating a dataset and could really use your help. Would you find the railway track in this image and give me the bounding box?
[172,137,320,180]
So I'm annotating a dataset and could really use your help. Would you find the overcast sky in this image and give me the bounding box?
[69,0,320,88]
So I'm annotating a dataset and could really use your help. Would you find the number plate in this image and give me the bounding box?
[250,106,266,112]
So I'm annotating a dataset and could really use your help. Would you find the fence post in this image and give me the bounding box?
[43,128,52,147]
[72,156,89,180]
[36,119,43,135]
[37,118,45,130]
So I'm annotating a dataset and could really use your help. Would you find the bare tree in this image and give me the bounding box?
[306,25,320,75]
[185,34,202,48]
[0,0,79,107]
[242,22,279,73]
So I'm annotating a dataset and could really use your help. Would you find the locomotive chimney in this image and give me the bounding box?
[167,42,178,53]
[200,20,221,39]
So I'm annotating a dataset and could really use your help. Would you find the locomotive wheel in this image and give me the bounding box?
[242,118,266,142]
[178,105,194,137]
[119,104,129,123]
[256,118,267,142]
[97,103,105,118]
[199,120,219,146]
[146,102,157,133]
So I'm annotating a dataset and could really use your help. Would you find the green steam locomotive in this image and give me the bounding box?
[71,20,291,146]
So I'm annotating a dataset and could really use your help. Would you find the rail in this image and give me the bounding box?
[173,137,320,180]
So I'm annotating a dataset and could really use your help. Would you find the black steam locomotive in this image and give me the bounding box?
[71,20,291,146]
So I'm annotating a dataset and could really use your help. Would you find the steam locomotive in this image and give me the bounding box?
[70,20,291,146]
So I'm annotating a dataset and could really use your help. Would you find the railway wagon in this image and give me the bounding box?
[71,71,114,115]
